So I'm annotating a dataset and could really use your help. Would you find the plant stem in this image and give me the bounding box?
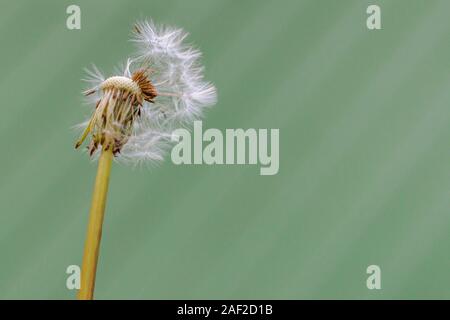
[78,148,113,300]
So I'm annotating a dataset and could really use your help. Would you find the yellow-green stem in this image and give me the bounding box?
[78,148,113,300]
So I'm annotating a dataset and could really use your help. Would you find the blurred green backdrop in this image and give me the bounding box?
[1,0,450,299]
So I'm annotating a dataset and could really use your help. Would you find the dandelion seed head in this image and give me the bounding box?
[75,19,217,164]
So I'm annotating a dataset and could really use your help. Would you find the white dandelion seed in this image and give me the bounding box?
[75,19,217,164]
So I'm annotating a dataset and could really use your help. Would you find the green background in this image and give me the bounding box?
[1,0,450,299]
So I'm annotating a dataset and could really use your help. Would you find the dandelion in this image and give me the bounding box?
[75,20,217,300]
